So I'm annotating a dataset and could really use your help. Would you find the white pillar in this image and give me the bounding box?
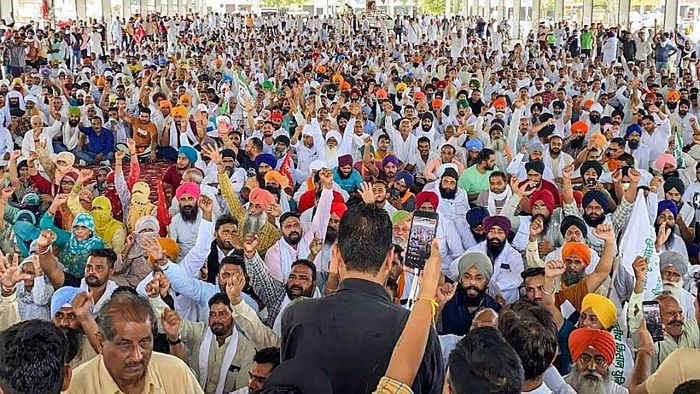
[102,0,112,21]
[179,0,185,15]
[166,0,173,15]
[497,0,504,21]
[512,0,521,39]
[139,0,146,14]
[618,0,630,28]
[0,0,11,21]
[554,0,563,22]
[77,0,87,19]
[531,0,540,26]
[154,0,161,13]
[472,0,478,17]
[582,0,593,26]
[122,0,130,18]
[664,0,678,32]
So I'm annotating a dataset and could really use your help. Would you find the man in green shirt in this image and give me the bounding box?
[458,148,497,202]
[580,26,594,58]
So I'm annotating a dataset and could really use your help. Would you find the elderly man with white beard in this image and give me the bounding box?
[450,215,524,304]
[658,251,696,319]
[565,327,627,394]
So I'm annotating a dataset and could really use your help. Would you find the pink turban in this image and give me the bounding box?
[249,188,276,209]
[175,182,201,201]
[655,153,677,172]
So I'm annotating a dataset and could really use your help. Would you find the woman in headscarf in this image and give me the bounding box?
[113,216,171,287]
[40,196,104,278]
[28,150,79,230]
[113,150,155,231]
[67,169,127,253]
[16,256,54,321]
[13,209,40,257]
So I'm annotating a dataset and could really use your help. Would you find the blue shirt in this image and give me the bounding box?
[332,167,363,194]
[79,127,114,155]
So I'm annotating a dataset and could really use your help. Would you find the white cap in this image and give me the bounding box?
[590,103,603,114]
[196,103,209,113]
[309,159,327,172]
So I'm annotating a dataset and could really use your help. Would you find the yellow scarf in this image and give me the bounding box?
[91,197,122,243]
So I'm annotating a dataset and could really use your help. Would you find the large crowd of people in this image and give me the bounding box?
[0,8,699,394]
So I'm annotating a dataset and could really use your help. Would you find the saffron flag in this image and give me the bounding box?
[156,180,171,237]
[619,190,662,300]
[279,150,294,187]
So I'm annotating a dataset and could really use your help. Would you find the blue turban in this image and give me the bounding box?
[50,286,83,318]
[178,146,198,165]
[466,139,483,152]
[625,124,642,138]
[582,191,609,213]
[466,206,489,229]
[658,200,678,218]
[381,155,399,169]
[395,170,414,187]
[255,153,277,169]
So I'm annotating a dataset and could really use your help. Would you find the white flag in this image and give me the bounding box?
[619,190,662,300]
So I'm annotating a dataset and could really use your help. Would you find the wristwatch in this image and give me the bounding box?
[167,336,182,345]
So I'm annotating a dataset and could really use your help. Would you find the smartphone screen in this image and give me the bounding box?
[405,212,439,270]
[642,301,664,342]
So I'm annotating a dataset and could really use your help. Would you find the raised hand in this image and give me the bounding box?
[115,150,125,162]
[78,168,93,184]
[656,225,671,246]
[0,186,15,202]
[161,308,181,341]
[9,150,21,161]
[628,168,641,184]
[225,272,246,306]
[632,255,648,285]
[36,229,57,249]
[436,282,457,308]
[319,167,333,189]
[358,181,376,204]
[592,223,615,243]
[202,144,222,165]
[544,260,566,278]
[71,292,94,322]
[562,164,574,180]
[126,138,137,154]
[143,236,165,265]
[199,195,213,220]
[156,271,171,298]
[530,215,544,238]
[242,234,259,259]
[0,252,28,293]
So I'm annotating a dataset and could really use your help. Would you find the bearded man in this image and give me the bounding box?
[439,252,501,336]
[565,328,626,394]
[169,182,202,261]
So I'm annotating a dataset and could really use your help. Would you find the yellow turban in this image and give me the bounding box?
[264,170,289,189]
[581,293,617,330]
[171,105,188,118]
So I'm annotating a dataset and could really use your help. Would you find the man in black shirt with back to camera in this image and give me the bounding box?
[280,203,444,393]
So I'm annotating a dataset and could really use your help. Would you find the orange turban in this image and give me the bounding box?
[316,65,327,74]
[568,328,616,366]
[571,121,588,135]
[562,241,592,266]
[583,99,595,110]
[376,88,388,99]
[147,237,180,264]
[493,97,508,109]
[171,105,188,117]
[179,94,192,104]
[340,81,351,91]
[667,90,680,101]
[249,188,276,209]
[589,133,607,150]
[264,170,289,189]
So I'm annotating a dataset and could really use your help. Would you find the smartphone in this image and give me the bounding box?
[404,211,439,270]
[642,300,664,342]
[586,178,596,188]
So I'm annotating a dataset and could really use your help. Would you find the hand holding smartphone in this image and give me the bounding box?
[404,211,439,270]
[642,300,664,342]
